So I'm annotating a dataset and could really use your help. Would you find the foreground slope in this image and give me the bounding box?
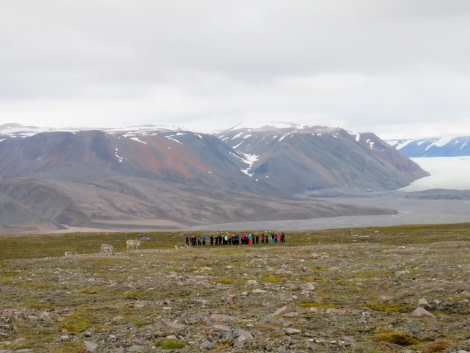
[1,226,469,352]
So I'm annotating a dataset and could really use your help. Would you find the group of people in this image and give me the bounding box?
[185,232,286,247]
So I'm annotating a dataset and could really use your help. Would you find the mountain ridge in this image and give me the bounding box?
[389,135,470,157]
[0,123,427,233]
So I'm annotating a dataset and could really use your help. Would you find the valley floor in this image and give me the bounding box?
[193,192,470,231]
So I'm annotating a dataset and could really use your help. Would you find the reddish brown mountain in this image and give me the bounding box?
[0,124,426,233]
[217,125,427,193]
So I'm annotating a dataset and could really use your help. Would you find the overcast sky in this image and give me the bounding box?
[1,1,470,139]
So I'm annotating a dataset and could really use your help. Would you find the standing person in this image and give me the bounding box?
[261,234,265,244]
[202,234,206,246]
[210,235,214,246]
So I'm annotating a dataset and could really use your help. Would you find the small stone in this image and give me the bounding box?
[227,294,237,302]
[212,324,231,332]
[13,338,26,345]
[246,280,258,285]
[326,308,346,315]
[252,289,267,294]
[285,283,298,290]
[84,328,95,337]
[273,306,291,316]
[234,328,254,346]
[201,340,215,350]
[395,270,410,276]
[84,340,98,352]
[302,282,315,291]
[418,298,430,307]
[411,306,435,318]
[282,327,301,335]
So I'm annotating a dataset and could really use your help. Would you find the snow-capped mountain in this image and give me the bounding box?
[0,123,426,233]
[389,136,470,157]
[217,124,426,193]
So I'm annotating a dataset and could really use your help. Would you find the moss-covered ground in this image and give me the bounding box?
[0,223,469,352]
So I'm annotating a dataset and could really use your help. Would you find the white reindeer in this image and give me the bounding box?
[174,244,189,249]
[64,251,77,257]
[100,244,115,256]
[126,239,141,251]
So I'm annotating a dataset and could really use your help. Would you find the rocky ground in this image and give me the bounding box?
[0,227,470,352]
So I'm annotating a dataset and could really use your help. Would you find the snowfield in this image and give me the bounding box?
[401,156,470,191]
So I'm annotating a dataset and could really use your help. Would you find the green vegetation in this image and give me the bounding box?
[154,338,187,349]
[373,331,419,346]
[364,302,413,313]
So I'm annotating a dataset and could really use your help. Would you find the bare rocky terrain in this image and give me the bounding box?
[1,225,470,353]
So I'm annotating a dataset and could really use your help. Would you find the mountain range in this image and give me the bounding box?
[389,136,470,157]
[0,123,427,233]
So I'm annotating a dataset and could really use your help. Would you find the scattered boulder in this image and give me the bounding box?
[201,340,215,350]
[233,328,254,346]
[411,306,435,318]
[84,340,98,352]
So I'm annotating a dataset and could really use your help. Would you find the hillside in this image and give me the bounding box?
[0,124,426,233]
[217,124,427,193]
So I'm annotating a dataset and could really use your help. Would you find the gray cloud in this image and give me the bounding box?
[1,0,470,137]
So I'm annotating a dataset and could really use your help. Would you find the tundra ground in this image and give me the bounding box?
[0,224,469,352]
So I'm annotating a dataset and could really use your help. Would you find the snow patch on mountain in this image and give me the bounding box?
[114,148,124,163]
[347,131,361,142]
[165,135,183,144]
[241,153,259,177]
[130,137,147,144]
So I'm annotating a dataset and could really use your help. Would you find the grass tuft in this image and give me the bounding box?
[154,338,186,349]
[373,331,419,346]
